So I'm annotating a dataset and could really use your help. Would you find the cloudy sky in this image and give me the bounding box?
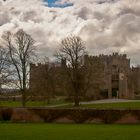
[0,0,140,65]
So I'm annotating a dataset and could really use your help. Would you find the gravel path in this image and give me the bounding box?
[49,99,140,107]
[81,99,140,104]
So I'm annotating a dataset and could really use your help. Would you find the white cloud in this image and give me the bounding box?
[0,0,140,64]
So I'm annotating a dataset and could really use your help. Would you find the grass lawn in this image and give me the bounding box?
[0,99,69,107]
[57,101,140,109]
[1,100,140,109]
[80,101,140,109]
[0,123,140,140]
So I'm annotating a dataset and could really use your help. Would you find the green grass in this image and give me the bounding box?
[0,101,21,107]
[57,101,140,109]
[0,99,69,107]
[0,123,140,140]
[80,102,140,109]
[1,100,140,109]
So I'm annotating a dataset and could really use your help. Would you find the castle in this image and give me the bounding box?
[30,53,140,100]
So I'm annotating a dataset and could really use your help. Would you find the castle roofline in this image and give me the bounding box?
[84,52,128,59]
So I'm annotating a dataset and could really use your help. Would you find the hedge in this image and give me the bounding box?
[0,107,140,124]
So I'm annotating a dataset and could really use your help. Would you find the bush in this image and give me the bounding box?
[1,108,13,121]
[0,108,140,124]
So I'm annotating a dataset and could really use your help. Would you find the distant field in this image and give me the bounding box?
[0,123,140,140]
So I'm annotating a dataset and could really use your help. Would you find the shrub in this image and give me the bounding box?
[0,108,140,124]
[1,108,13,121]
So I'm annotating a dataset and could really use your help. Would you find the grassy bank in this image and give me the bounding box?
[0,123,140,140]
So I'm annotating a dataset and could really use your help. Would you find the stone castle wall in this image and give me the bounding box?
[29,53,140,99]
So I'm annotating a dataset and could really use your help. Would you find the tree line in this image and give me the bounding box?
[0,29,94,107]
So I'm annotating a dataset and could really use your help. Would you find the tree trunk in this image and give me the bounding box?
[74,95,79,107]
[21,90,26,107]
[47,97,50,105]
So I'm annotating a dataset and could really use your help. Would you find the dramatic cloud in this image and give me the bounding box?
[0,0,140,64]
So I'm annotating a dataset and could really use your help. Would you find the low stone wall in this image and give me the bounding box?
[1,107,140,124]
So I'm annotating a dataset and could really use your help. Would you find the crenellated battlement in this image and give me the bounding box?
[84,52,130,70]
[85,52,128,60]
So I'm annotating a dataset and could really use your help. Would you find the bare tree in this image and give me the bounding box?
[2,29,36,107]
[0,46,13,94]
[56,36,86,107]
